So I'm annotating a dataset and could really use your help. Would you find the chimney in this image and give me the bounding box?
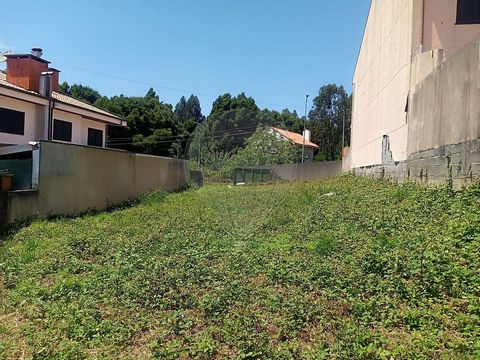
[40,72,53,97]
[47,68,60,92]
[303,129,311,142]
[31,48,43,58]
[5,48,50,93]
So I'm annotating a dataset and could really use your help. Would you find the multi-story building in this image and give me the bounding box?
[0,48,126,148]
[350,0,480,169]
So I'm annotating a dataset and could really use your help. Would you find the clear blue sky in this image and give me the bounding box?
[1,0,370,115]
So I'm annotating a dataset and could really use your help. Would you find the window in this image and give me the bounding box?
[53,119,72,142]
[457,0,480,24]
[87,128,103,147]
[0,107,25,135]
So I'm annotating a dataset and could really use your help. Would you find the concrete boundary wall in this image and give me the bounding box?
[274,161,342,182]
[4,142,192,225]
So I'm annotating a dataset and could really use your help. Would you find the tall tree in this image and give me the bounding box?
[188,93,306,164]
[309,84,352,161]
[185,95,204,123]
[174,96,187,122]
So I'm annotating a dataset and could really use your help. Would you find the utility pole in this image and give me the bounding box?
[302,94,309,164]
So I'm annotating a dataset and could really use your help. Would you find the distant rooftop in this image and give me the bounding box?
[271,127,319,148]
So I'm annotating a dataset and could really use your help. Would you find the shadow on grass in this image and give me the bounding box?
[0,183,201,241]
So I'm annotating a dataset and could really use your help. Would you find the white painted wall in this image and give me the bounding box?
[351,0,413,168]
[0,95,43,145]
[53,109,107,147]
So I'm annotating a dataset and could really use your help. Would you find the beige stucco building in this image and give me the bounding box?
[350,0,480,169]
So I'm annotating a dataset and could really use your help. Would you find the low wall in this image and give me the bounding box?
[352,139,480,188]
[5,142,192,225]
[274,161,342,182]
[353,162,409,182]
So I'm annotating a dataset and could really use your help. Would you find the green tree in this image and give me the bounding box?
[188,93,306,168]
[185,95,204,123]
[174,96,187,122]
[94,89,182,156]
[309,84,352,161]
[230,127,300,167]
[59,82,101,104]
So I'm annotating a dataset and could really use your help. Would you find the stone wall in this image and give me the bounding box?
[353,139,480,188]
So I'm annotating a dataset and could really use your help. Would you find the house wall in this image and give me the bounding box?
[352,33,480,188]
[408,32,480,156]
[53,109,107,147]
[422,0,480,57]
[0,95,45,145]
[351,0,414,169]
[350,0,480,171]
[5,142,192,224]
[0,96,110,147]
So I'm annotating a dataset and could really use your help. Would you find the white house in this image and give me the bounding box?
[270,127,319,162]
[0,48,126,148]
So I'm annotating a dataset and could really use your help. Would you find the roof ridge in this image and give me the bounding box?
[271,126,319,148]
[52,91,124,121]
[0,74,124,122]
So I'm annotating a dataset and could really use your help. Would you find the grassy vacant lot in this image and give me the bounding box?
[0,176,479,359]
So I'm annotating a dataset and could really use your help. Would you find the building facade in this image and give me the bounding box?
[350,0,480,169]
[0,49,126,148]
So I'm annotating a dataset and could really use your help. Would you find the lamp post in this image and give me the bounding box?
[302,94,309,164]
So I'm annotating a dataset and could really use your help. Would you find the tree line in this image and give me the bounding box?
[58,82,351,163]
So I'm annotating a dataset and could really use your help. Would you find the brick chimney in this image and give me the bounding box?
[4,48,56,94]
[47,68,60,92]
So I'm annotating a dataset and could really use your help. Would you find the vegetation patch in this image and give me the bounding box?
[1,176,479,358]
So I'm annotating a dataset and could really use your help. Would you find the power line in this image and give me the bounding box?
[107,128,261,146]
[56,62,304,111]
[107,124,262,142]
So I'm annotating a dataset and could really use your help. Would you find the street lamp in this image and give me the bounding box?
[302,94,309,164]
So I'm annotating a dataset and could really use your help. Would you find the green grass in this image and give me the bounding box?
[1,176,479,359]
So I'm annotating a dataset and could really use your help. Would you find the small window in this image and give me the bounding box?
[0,107,25,135]
[87,128,103,147]
[53,119,72,142]
[457,0,480,24]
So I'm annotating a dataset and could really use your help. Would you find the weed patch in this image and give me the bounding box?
[0,177,479,358]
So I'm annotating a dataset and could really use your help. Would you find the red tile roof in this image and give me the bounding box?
[271,127,319,148]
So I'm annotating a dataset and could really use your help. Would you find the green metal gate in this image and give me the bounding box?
[233,167,274,185]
